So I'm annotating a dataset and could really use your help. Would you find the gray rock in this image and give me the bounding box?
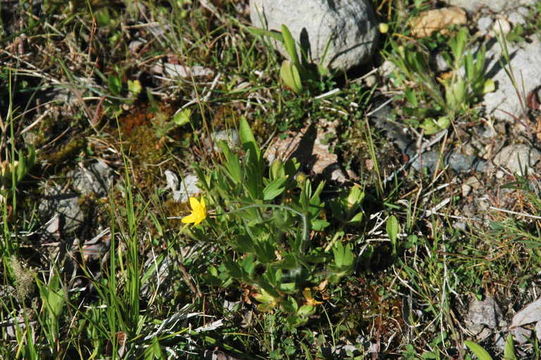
[536,321,541,341]
[446,0,537,13]
[465,296,502,339]
[477,16,493,35]
[163,63,214,79]
[369,102,487,175]
[507,7,529,25]
[492,144,541,176]
[141,255,172,299]
[411,151,486,173]
[39,185,84,234]
[484,39,541,121]
[250,0,378,72]
[378,59,396,79]
[511,326,532,344]
[370,103,410,153]
[78,228,111,263]
[69,160,113,197]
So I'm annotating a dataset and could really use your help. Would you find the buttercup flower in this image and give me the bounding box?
[182,197,207,225]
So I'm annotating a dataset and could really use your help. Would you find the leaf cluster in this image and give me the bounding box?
[387,28,493,134]
[193,118,363,325]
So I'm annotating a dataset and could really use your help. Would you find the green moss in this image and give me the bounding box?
[42,137,86,165]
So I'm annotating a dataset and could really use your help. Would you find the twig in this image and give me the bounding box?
[489,206,541,220]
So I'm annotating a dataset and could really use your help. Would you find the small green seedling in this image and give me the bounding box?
[386,215,400,256]
[249,24,329,94]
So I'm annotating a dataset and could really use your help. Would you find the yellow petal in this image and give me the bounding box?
[181,213,198,224]
[189,197,200,210]
[192,213,205,225]
[199,198,206,212]
[184,197,207,225]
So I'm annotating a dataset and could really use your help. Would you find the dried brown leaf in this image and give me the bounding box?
[410,7,467,38]
[265,122,346,182]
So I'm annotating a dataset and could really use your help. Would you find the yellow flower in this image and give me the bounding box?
[182,197,207,225]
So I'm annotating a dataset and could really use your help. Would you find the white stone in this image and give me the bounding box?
[484,39,541,121]
[489,17,512,37]
[507,7,529,25]
[446,0,537,13]
[434,53,450,72]
[165,171,201,203]
[493,144,541,176]
[462,183,472,197]
[250,0,378,72]
[477,16,493,35]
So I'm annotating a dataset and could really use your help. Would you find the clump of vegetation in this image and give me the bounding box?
[1,0,541,358]
[386,27,494,134]
[187,118,363,325]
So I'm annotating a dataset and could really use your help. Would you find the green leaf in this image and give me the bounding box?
[280,60,303,94]
[464,340,493,360]
[387,215,400,256]
[270,159,285,180]
[332,242,354,269]
[224,260,244,280]
[253,289,279,308]
[465,53,474,80]
[275,254,299,270]
[420,117,450,135]
[348,212,364,224]
[246,26,284,42]
[405,88,419,107]
[108,74,122,95]
[263,176,287,200]
[311,219,330,231]
[386,215,399,243]
[128,79,142,96]
[172,108,192,126]
[16,155,26,183]
[504,334,517,360]
[144,337,164,360]
[239,117,260,160]
[279,282,297,293]
[297,304,315,317]
[235,235,255,253]
[218,141,242,184]
[95,8,111,27]
[253,240,276,263]
[27,146,36,169]
[328,242,355,283]
[347,185,365,209]
[281,24,300,68]
[240,254,256,275]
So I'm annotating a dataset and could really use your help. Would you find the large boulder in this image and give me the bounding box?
[250,0,378,72]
